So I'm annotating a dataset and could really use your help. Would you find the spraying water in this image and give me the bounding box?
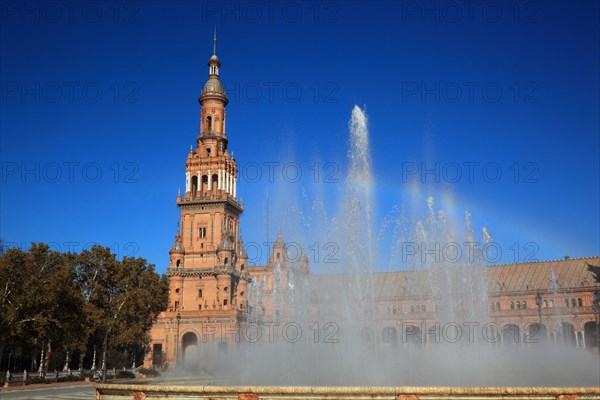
[171,106,599,387]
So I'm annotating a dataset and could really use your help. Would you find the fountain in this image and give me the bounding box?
[96,106,600,399]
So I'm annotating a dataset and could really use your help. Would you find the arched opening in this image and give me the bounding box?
[528,323,547,343]
[382,327,398,347]
[584,321,599,348]
[191,175,198,197]
[224,257,229,265]
[212,174,218,191]
[502,324,520,346]
[201,175,208,194]
[495,302,501,310]
[176,259,181,268]
[181,332,198,365]
[206,116,212,132]
[578,298,583,307]
[404,323,421,345]
[557,322,576,346]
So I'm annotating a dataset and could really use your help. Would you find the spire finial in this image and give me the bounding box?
[213,26,217,55]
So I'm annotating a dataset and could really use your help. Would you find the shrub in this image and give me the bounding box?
[116,370,135,379]
[138,368,160,377]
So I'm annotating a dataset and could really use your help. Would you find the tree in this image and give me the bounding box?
[75,246,168,381]
[587,262,600,284]
[0,243,168,374]
[0,244,84,372]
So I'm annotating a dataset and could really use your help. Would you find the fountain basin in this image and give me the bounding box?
[95,384,600,399]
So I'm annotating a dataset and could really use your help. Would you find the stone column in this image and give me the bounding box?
[197,171,202,194]
[218,169,222,190]
[233,173,237,198]
[207,170,212,191]
[185,172,191,193]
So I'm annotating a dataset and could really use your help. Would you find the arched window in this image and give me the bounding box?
[510,301,514,310]
[206,116,212,132]
[495,302,501,310]
[516,301,521,310]
[176,259,181,268]
[198,289,203,298]
[549,299,554,308]
[240,264,245,271]
[224,257,229,265]
[564,298,569,307]
[543,300,548,308]
[523,301,527,309]
[578,298,583,307]
[571,298,576,307]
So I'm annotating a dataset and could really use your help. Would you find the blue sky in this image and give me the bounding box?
[1,1,598,273]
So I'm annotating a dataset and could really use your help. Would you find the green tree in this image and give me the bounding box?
[0,244,84,372]
[75,245,168,381]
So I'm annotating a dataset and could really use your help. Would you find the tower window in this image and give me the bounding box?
[198,227,206,238]
[224,299,228,306]
[207,116,212,132]
[207,148,211,156]
[198,289,203,298]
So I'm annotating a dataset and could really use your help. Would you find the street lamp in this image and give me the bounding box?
[175,313,181,365]
[535,291,542,325]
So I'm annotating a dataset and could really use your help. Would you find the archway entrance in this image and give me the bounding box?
[584,321,599,348]
[181,332,198,366]
[527,323,547,344]
[557,322,576,346]
[502,324,520,346]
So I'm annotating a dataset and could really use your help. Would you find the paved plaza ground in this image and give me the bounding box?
[0,382,96,400]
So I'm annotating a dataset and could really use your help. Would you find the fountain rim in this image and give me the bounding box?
[95,383,600,395]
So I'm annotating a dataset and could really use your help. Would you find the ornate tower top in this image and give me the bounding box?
[200,28,227,106]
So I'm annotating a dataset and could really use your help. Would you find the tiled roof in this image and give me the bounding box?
[306,257,600,302]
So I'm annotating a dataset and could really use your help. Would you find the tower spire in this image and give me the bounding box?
[213,26,217,55]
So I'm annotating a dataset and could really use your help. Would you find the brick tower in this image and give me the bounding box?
[147,32,251,368]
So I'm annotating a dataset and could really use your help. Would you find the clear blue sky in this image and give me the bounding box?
[1,1,598,273]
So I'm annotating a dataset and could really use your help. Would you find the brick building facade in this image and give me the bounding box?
[144,38,600,369]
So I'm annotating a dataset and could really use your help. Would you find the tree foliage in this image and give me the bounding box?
[0,243,168,372]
